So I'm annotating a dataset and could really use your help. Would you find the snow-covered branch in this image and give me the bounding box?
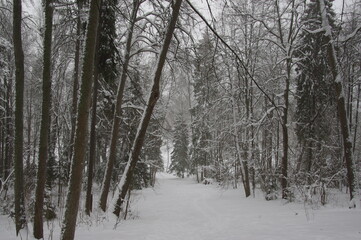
[338,25,361,43]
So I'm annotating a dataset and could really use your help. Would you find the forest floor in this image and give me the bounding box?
[1,173,361,239]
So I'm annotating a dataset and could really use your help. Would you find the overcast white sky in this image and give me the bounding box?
[22,0,351,22]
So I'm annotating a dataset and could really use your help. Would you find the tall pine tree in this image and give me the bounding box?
[190,33,218,179]
[169,116,189,178]
[295,0,338,180]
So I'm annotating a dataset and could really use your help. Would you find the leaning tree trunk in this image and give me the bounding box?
[112,0,183,217]
[33,0,53,238]
[318,0,357,202]
[60,0,100,239]
[99,0,140,212]
[13,0,27,235]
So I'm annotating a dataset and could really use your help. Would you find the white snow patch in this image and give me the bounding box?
[1,173,361,240]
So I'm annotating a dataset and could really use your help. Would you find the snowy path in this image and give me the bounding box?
[1,173,360,239]
[77,173,361,240]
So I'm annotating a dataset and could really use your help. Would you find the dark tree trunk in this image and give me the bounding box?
[281,59,290,199]
[99,0,140,212]
[13,0,27,234]
[85,42,99,216]
[265,96,273,172]
[33,1,54,238]
[112,0,183,217]
[60,0,100,239]
[273,0,295,200]
[67,1,83,181]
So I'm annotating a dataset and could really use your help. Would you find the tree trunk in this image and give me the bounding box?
[85,41,99,216]
[0,120,3,180]
[318,0,357,202]
[26,89,32,167]
[60,0,100,239]
[3,74,13,196]
[281,59,290,199]
[265,96,273,172]
[272,0,296,200]
[99,0,140,212]
[352,82,360,153]
[13,0,27,234]
[112,0,183,217]
[67,1,83,181]
[33,1,53,238]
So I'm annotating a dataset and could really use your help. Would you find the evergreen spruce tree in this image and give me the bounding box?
[117,70,144,189]
[98,0,118,86]
[316,0,357,202]
[169,117,189,178]
[144,120,163,186]
[98,0,139,211]
[294,0,338,180]
[190,33,219,180]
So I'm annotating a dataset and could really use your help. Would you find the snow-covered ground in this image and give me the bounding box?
[1,173,360,240]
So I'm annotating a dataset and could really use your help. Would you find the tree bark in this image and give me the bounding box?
[33,1,53,238]
[85,39,99,216]
[318,0,357,201]
[99,0,140,212]
[3,74,13,194]
[67,1,83,181]
[60,0,100,239]
[13,0,27,234]
[112,0,183,217]
[352,82,360,153]
[26,89,32,167]
[281,59,290,199]
[0,120,3,180]
[233,96,250,197]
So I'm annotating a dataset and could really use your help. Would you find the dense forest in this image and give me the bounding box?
[0,0,360,239]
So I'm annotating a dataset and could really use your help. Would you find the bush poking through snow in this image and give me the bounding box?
[203,178,213,185]
[349,198,357,209]
[265,192,278,201]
